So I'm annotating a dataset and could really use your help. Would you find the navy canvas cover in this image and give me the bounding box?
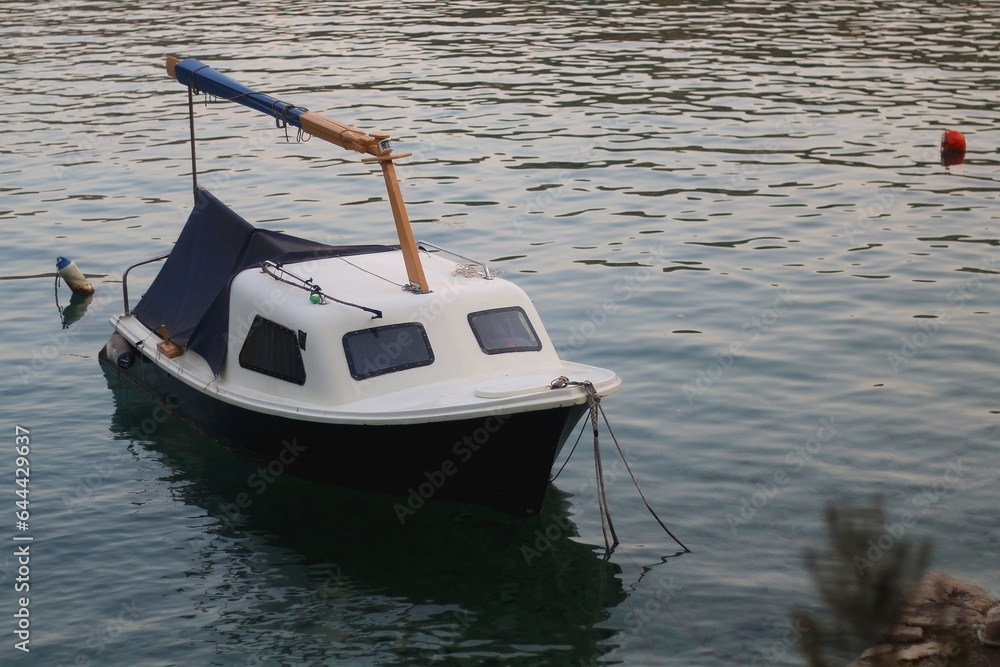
[133,188,394,375]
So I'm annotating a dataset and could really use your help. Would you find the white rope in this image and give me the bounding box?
[452,263,500,279]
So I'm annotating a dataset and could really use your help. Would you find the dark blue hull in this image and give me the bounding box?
[99,344,585,516]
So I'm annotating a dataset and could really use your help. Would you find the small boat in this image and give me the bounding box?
[99,56,621,516]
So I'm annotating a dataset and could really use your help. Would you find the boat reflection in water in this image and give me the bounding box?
[104,369,628,664]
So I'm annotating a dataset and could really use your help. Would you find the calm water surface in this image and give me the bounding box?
[2,1,999,665]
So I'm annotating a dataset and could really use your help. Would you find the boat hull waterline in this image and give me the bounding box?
[101,345,587,518]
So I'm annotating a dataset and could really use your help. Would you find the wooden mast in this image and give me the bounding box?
[165,56,430,294]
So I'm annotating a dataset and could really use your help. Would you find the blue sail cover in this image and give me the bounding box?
[171,58,312,135]
[133,189,393,375]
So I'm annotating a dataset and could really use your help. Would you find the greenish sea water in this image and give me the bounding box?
[2,1,999,665]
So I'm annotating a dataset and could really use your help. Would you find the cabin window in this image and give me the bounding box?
[239,315,306,385]
[343,323,434,380]
[468,306,542,354]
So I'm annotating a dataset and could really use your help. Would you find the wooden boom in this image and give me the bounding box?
[165,56,429,294]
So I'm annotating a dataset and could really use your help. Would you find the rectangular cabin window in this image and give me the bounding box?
[343,323,434,380]
[238,315,307,385]
[468,307,542,354]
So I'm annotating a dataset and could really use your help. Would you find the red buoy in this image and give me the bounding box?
[941,128,966,153]
[941,128,966,166]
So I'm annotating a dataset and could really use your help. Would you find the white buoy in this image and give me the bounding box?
[56,256,95,295]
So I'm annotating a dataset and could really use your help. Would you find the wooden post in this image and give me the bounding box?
[370,156,429,294]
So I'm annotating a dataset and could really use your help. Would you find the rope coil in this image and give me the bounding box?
[452,263,499,279]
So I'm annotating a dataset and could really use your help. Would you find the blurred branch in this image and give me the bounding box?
[792,495,932,666]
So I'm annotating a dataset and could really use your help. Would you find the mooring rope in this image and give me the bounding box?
[590,385,619,553]
[549,376,692,555]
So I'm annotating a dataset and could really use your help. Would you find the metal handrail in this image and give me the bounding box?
[122,254,170,315]
[416,240,493,280]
